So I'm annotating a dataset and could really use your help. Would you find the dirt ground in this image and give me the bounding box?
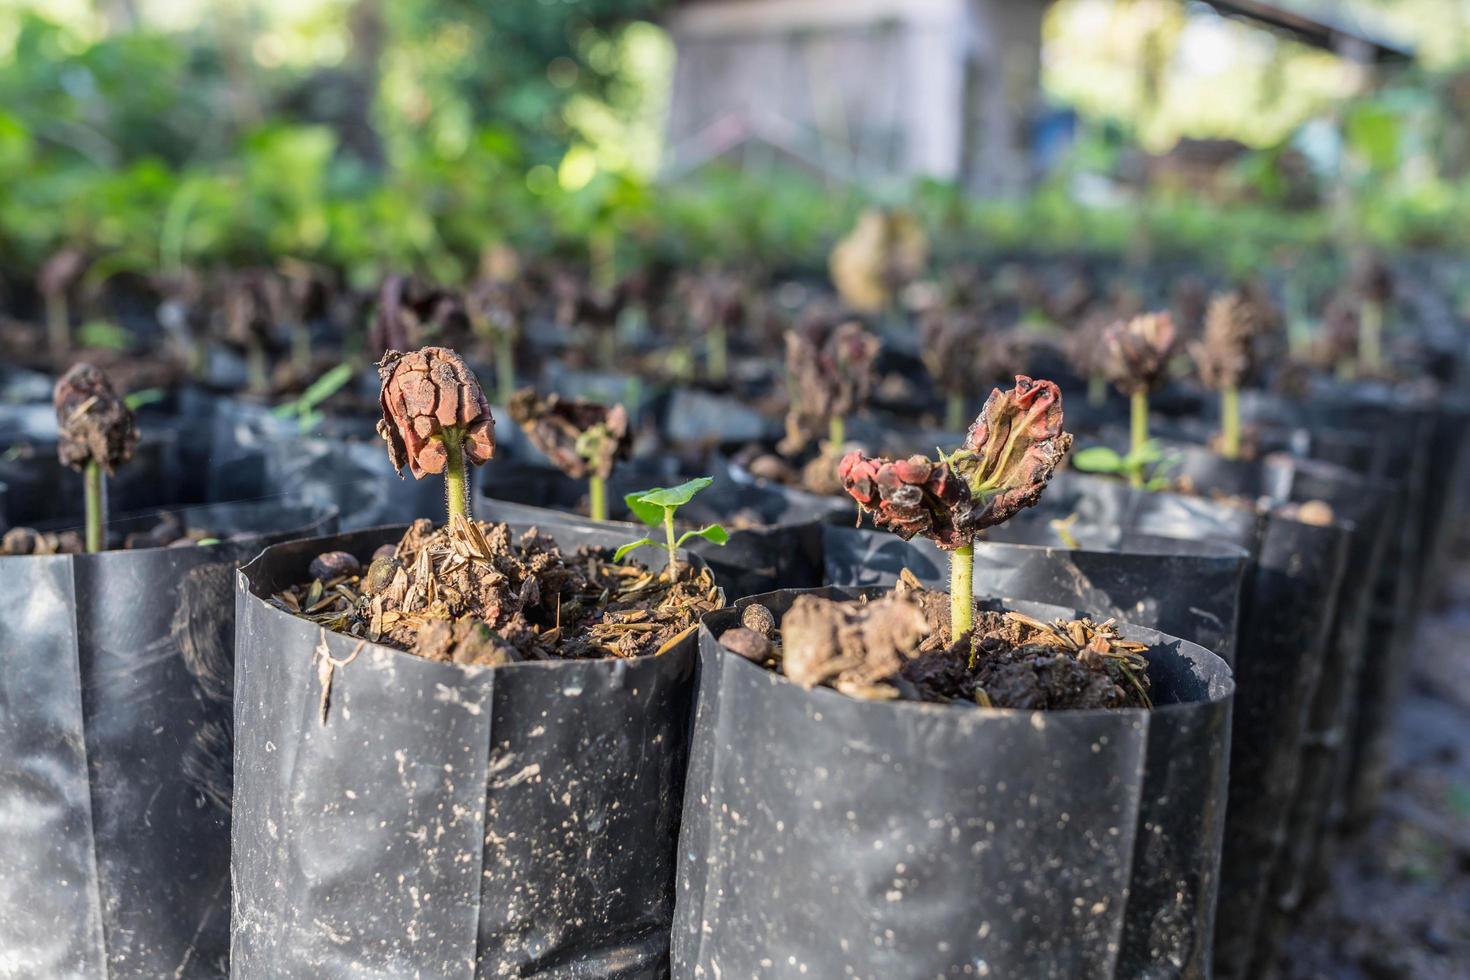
[1277,543,1470,980]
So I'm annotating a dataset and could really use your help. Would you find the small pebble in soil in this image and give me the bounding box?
[310,550,361,581]
[719,626,773,663]
[372,543,397,561]
[741,603,776,638]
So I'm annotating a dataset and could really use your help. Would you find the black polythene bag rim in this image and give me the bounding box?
[0,499,336,980]
[232,520,713,979]
[676,586,1235,980]
[821,522,1250,663]
[475,493,834,601]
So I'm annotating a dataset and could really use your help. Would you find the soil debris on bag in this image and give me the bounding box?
[721,576,1152,710]
[274,516,722,664]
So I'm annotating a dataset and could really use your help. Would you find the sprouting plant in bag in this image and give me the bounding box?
[614,477,729,578]
[829,207,928,315]
[837,376,1073,638]
[54,363,140,553]
[274,361,355,433]
[1069,441,1179,491]
[676,266,746,384]
[278,258,329,380]
[507,389,631,522]
[464,272,523,404]
[919,297,1023,431]
[780,316,881,455]
[1347,251,1393,378]
[377,347,497,520]
[1091,310,1176,487]
[38,246,88,361]
[1190,290,1274,459]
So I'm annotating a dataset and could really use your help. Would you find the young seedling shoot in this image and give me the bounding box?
[1350,252,1393,377]
[1101,310,1176,487]
[1065,311,1115,408]
[919,298,1022,431]
[613,477,729,580]
[678,267,746,385]
[507,389,631,521]
[1191,291,1269,460]
[38,247,88,362]
[838,376,1073,639]
[465,275,523,405]
[376,347,497,521]
[54,363,140,553]
[781,317,881,454]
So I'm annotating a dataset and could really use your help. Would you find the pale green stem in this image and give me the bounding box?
[442,427,468,521]
[1129,390,1148,489]
[46,292,70,362]
[1221,386,1241,460]
[945,392,966,432]
[495,331,516,405]
[707,322,728,384]
[589,475,608,522]
[290,321,312,377]
[1088,374,1106,408]
[246,339,270,396]
[84,460,106,554]
[663,507,678,578]
[829,415,846,449]
[1359,299,1383,375]
[951,544,974,642]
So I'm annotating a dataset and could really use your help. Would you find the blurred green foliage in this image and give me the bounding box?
[5,2,1470,301]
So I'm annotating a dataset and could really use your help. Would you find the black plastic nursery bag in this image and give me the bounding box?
[675,588,1235,980]
[0,501,335,979]
[231,523,708,978]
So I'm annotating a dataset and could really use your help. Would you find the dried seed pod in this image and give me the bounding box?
[919,306,1023,396]
[838,452,977,549]
[53,363,139,474]
[376,347,496,479]
[839,377,1072,550]
[1191,291,1263,391]
[740,603,777,638]
[1103,311,1177,395]
[718,626,773,663]
[782,318,881,451]
[309,551,362,582]
[506,389,631,480]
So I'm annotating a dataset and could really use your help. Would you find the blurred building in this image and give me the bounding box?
[661,0,1050,196]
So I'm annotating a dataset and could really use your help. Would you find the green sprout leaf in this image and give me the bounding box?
[124,388,165,411]
[676,524,729,548]
[613,537,656,562]
[625,476,714,527]
[78,320,131,351]
[275,362,355,426]
[1071,445,1124,473]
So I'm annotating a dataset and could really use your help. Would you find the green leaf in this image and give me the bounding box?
[124,388,165,411]
[625,476,716,526]
[636,477,713,509]
[623,492,666,528]
[1124,440,1164,467]
[78,320,130,351]
[195,538,221,547]
[613,537,656,562]
[1070,446,1124,473]
[675,524,729,549]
